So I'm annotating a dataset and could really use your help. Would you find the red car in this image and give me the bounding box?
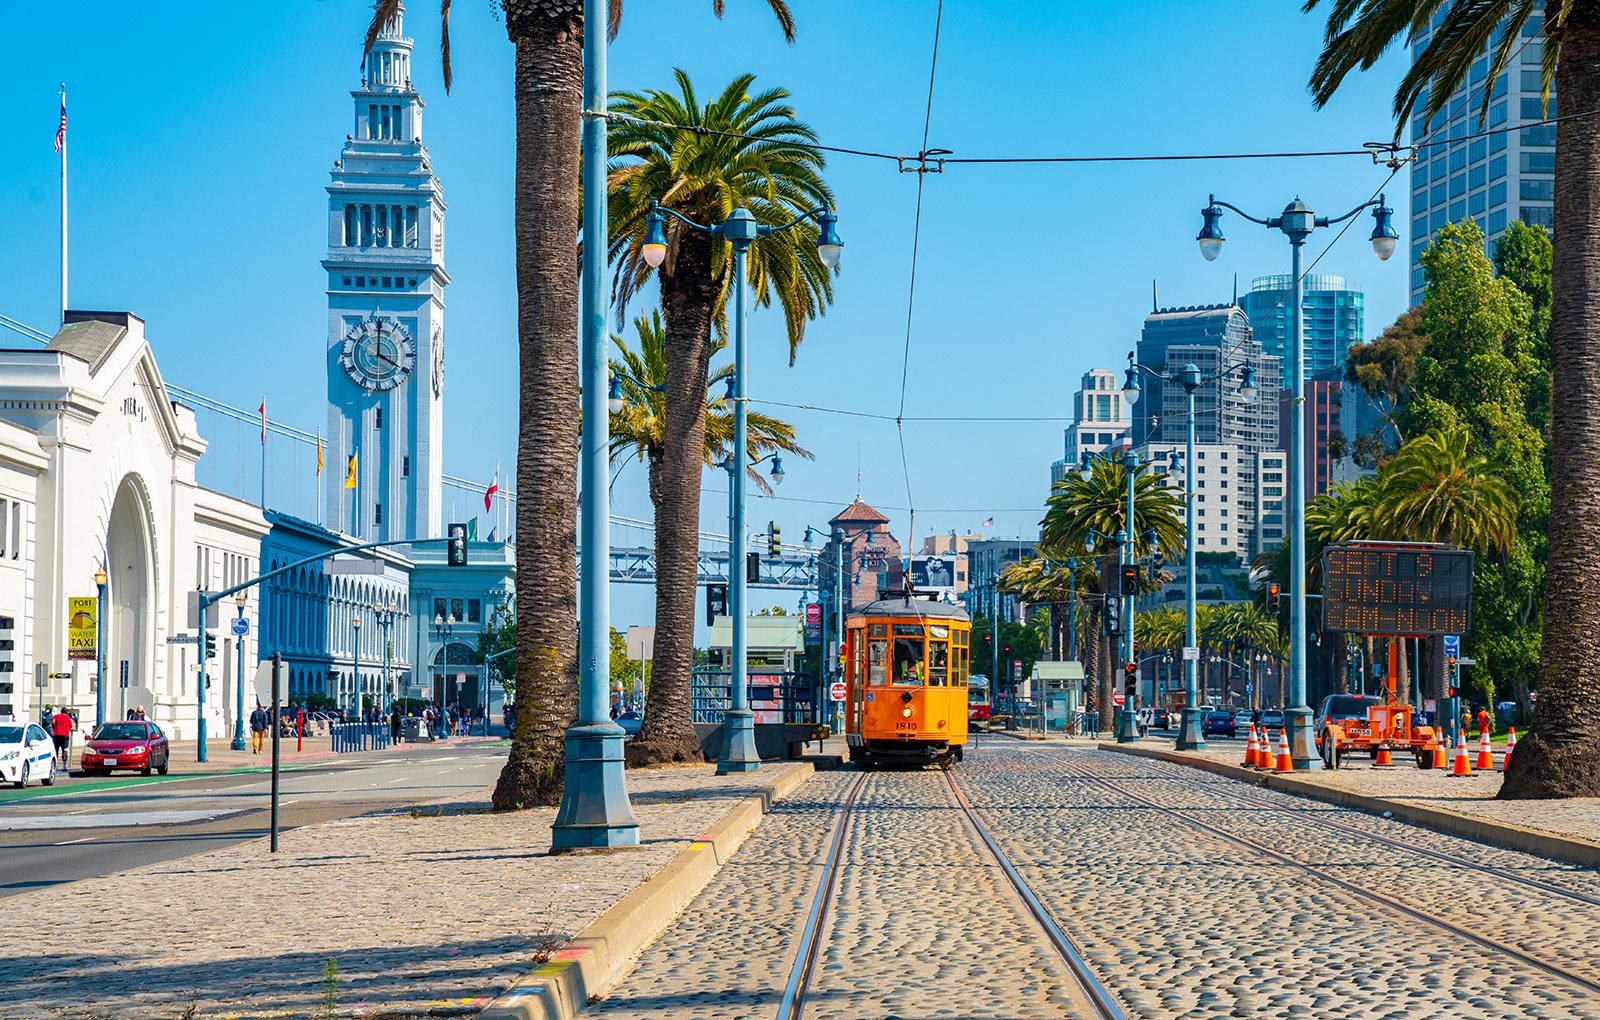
[80,720,170,776]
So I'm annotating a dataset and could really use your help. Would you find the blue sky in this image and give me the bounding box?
[0,1,1409,628]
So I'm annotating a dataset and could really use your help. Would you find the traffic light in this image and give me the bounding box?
[203,631,217,660]
[1102,591,1121,635]
[746,551,761,584]
[447,522,469,566]
[1148,549,1164,580]
[768,522,781,556]
[705,583,728,625]
[1266,583,1281,615]
[1121,563,1139,596]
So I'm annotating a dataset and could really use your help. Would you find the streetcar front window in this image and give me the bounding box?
[927,641,949,685]
[868,639,889,685]
[892,637,925,685]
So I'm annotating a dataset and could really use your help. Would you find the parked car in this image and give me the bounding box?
[1258,708,1286,731]
[1313,695,1384,751]
[0,720,56,788]
[614,710,643,737]
[80,720,170,776]
[1231,710,1256,736]
[1148,707,1171,729]
[1202,710,1235,738]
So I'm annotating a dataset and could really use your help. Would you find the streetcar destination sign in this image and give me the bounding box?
[1321,544,1473,637]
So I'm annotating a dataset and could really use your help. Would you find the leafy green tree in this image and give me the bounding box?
[478,599,517,702]
[603,71,836,766]
[367,0,798,811]
[1301,0,1600,802]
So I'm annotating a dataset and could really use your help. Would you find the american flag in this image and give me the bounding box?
[53,97,66,153]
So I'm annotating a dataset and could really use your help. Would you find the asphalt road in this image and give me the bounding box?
[0,741,506,897]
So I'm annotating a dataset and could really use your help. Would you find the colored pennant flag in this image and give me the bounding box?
[54,95,66,153]
[467,516,479,541]
[258,401,267,444]
[484,467,499,513]
[344,452,358,489]
[315,429,324,475]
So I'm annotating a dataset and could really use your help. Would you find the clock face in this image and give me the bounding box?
[341,315,416,391]
[431,326,444,398]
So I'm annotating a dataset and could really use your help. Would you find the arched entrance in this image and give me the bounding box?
[432,641,481,714]
[106,478,154,703]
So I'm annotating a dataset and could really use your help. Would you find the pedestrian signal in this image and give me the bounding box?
[746,551,760,584]
[1102,592,1121,635]
[1121,563,1139,596]
[706,583,728,625]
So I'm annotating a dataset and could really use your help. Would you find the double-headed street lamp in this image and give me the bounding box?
[94,568,108,730]
[373,601,399,714]
[642,199,841,775]
[1123,353,1257,750]
[231,592,248,751]
[350,613,363,722]
[1195,191,1396,768]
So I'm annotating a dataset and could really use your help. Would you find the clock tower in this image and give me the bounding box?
[322,2,447,543]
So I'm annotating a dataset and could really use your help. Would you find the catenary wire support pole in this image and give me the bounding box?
[641,194,841,775]
[1195,191,1396,768]
[552,0,639,849]
[232,594,248,751]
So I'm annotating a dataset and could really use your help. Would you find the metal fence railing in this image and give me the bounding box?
[331,722,391,752]
[690,669,818,725]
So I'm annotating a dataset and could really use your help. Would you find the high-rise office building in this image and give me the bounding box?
[1050,368,1131,487]
[1408,13,1555,305]
[1240,274,1364,387]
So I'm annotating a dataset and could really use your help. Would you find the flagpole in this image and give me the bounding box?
[317,429,324,528]
[260,398,267,509]
[59,83,67,327]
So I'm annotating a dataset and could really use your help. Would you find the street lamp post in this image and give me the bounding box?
[1195,191,1395,768]
[351,614,362,725]
[642,199,841,775]
[231,592,248,751]
[373,601,398,716]
[433,612,454,738]
[1066,557,1079,662]
[1125,353,1257,749]
[94,568,107,729]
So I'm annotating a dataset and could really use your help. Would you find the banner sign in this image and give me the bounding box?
[67,597,97,660]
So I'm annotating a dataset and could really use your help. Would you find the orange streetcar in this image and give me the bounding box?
[842,596,971,768]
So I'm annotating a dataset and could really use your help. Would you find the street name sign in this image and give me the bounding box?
[1321,544,1473,636]
[1182,646,1200,662]
[166,634,199,645]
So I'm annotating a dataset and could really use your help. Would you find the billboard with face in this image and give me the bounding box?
[909,555,956,594]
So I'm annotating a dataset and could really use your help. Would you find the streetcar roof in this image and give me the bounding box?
[849,598,970,621]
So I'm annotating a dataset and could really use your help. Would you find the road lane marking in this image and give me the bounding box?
[54,836,94,845]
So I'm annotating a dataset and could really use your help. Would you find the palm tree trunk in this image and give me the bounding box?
[493,8,583,811]
[1506,8,1600,798]
[629,230,719,766]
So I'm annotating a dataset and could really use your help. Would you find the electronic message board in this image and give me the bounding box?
[1321,544,1473,637]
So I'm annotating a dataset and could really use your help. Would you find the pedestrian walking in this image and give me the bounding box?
[50,706,74,772]
[249,703,270,753]
[1477,707,1491,740]
[389,703,402,745]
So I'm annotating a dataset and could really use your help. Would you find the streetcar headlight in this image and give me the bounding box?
[901,707,913,718]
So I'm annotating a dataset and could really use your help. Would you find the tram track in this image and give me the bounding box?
[1037,750,1600,1000]
[942,769,1128,1020]
[775,770,868,1020]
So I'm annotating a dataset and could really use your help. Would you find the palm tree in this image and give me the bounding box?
[1302,0,1600,800]
[364,0,797,808]
[602,71,836,764]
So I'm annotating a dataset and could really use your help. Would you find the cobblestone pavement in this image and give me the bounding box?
[589,768,1103,1020]
[1,761,800,1020]
[597,740,1600,1019]
[964,739,1600,1019]
[1158,743,1600,844]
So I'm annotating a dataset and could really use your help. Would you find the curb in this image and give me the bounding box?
[480,762,818,1020]
[1098,742,1600,869]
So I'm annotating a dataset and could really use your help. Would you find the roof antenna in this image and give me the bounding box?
[1152,278,1158,314]
[1232,272,1238,306]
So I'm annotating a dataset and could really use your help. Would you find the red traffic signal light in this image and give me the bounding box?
[1120,563,1139,595]
[1266,583,1281,614]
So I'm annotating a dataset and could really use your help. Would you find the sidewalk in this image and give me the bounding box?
[53,732,503,781]
[1,759,811,1019]
[1102,740,1600,863]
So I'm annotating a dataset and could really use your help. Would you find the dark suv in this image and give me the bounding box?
[1314,694,1384,750]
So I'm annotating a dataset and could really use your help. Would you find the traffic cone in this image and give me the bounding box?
[1274,728,1292,772]
[1252,726,1268,769]
[1430,740,1447,769]
[1476,729,1494,770]
[1374,745,1394,767]
[1449,733,1473,777]
[1505,727,1517,770]
[1243,726,1259,767]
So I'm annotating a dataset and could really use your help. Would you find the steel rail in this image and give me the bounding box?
[775,771,869,1020]
[1041,752,1600,999]
[942,769,1127,1019]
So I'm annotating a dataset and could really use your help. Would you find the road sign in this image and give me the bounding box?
[1443,634,1460,657]
[1322,544,1473,636]
[232,617,250,637]
[1182,646,1200,662]
[166,634,199,645]
[49,672,72,679]
[1112,693,1126,707]
[805,602,822,624]
[455,672,467,688]
[1245,682,1253,695]
[1457,656,1477,667]
[67,596,97,660]
[829,681,847,702]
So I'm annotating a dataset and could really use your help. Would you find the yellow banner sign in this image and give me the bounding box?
[67,596,97,660]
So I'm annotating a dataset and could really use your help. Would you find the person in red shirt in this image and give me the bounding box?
[1478,707,1492,741]
[51,707,75,770]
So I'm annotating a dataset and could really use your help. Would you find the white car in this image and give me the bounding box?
[1,719,57,788]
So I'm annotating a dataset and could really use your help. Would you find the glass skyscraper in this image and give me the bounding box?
[1408,13,1555,305]
[1240,274,1364,388]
